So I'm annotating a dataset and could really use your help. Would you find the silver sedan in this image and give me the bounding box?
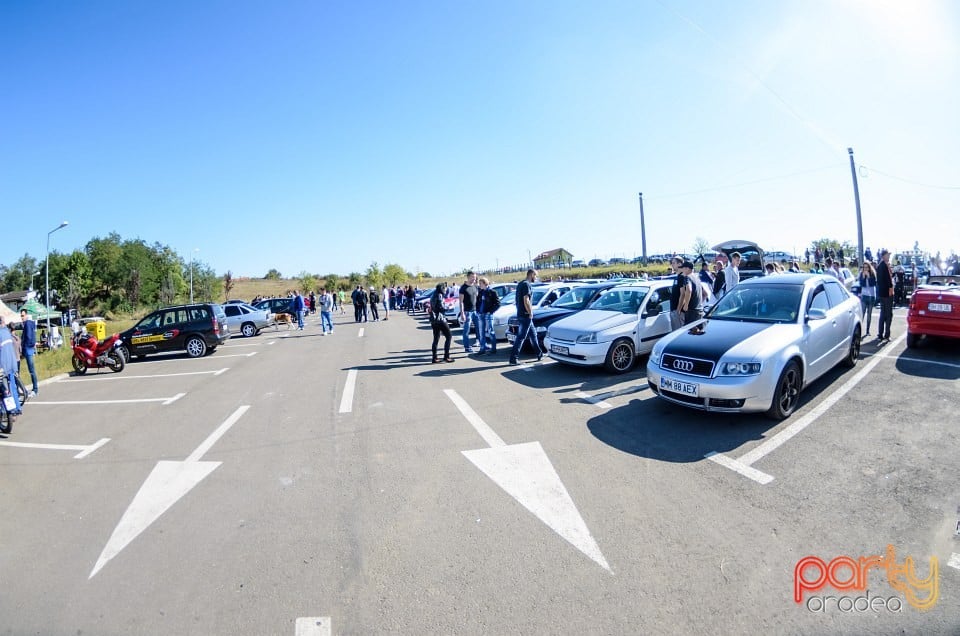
[647,274,862,419]
[223,303,273,337]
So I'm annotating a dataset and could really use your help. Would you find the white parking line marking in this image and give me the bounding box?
[705,452,774,485]
[860,352,960,369]
[30,393,187,406]
[732,332,906,469]
[213,368,229,376]
[0,437,111,459]
[358,328,365,337]
[220,342,262,348]
[339,369,357,414]
[216,352,257,359]
[295,617,331,636]
[267,340,276,345]
[575,391,613,409]
[61,369,228,382]
[445,389,506,447]
[948,553,960,571]
[185,405,250,462]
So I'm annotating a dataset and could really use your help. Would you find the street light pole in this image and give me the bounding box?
[45,221,69,343]
[848,148,865,266]
[638,192,648,266]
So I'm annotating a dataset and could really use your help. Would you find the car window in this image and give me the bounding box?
[808,286,830,312]
[137,312,162,330]
[589,288,648,314]
[553,287,598,310]
[189,307,209,322]
[531,290,547,305]
[239,306,250,314]
[501,292,516,305]
[224,305,240,317]
[711,284,802,323]
[822,281,847,307]
[162,310,178,326]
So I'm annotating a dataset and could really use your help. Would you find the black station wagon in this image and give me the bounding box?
[119,303,229,360]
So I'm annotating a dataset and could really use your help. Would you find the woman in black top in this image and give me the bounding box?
[429,283,454,363]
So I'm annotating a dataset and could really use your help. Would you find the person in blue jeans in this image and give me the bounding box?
[18,309,39,396]
[458,271,481,353]
[510,269,542,365]
[291,291,306,330]
[0,317,22,417]
[476,277,500,354]
[319,289,334,335]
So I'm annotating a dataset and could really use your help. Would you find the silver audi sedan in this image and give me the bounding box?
[647,274,862,419]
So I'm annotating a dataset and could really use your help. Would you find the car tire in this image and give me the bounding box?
[241,322,256,338]
[906,332,920,349]
[842,326,861,368]
[767,361,801,420]
[72,354,87,375]
[118,345,131,364]
[604,338,635,374]
[185,336,207,358]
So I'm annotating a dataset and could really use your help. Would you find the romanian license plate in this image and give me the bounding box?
[661,376,699,397]
[506,333,516,343]
[550,344,569,356]
[928,302,952,312]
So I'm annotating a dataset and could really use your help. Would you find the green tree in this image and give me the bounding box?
[323,273,340,292]
[691,237,711,258]
[298,270,317,293]
[1,253,39,293]
[85,233,124,300]
[265,268,282,280]
[365,261,383,289]
[383,263,407,286]
[223,271,235,300]
[347,272,363,288]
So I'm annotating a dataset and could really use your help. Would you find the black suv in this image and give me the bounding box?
[507,282,621,351]
[120,303,229,360]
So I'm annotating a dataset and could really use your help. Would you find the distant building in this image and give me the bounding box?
[533,248,574,269]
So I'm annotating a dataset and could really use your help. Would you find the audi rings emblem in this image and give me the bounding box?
[672,359,695,372]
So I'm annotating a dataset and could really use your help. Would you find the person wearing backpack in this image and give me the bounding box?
[476,277,500,355]
[429,283,454,363]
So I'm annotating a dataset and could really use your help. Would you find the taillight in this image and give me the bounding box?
[213,317,219,333]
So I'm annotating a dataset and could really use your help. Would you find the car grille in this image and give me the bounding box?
[661,354,714,378]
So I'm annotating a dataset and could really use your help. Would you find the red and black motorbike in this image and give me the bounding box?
[71,332,126,375]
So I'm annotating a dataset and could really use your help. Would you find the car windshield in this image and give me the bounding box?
[501,292,516,305]
[552,287,596,310]
[710,284,802,323]
[588,287,648,314]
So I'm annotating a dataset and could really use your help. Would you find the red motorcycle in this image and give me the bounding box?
[72,332,126,375]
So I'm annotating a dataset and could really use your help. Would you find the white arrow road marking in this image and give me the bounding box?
[358,328,364,338]
[89,405,250,579]
[575,391,613,409]
[61,369,228,382]
[948,553,960,571]
[339,369,357,414]
[444,389,611,573]
[30,393,185,406]
[706,332,905,485]
[0,437,110,459]
[295,616,331,635]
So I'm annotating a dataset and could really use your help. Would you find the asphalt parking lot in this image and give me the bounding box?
[0,308,957,635]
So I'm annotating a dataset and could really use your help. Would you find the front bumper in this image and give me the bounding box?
[543,337,609,367]
[646,361,775,413]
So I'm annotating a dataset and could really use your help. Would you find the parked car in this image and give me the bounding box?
[490,282,583,341]
[588,259,607,267]
[572,260,587,268]
[647,274,862,419]
[906,275,959,348]
[544,280,674,373]
[507,281,623,351]
[253,297,295,316]
[608,257,628,265]
[713,240,766,280]
[223,303,273,337]
[119,303,229,360]
[444,282,517,326]
[223,299,249,305]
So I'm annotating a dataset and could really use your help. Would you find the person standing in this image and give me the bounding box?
[337,289,346,314]
[509,269,542,365]
[308,291,316,315]
[712,259,726,298]
[319,289,334,335]
[876,249,894,343]
[0,316,22,419]
[290,290,306,330]
[429,283,454,363]
[723,252,741,296]
[858,261,877,338]
[459,271,480,354]
[668,256,685,330]
[18,309,39,397]
[679,261,702,325]
[476,277,500,355]
[381,285,390,321]
[406,286,416,314]
[369,287,380,321]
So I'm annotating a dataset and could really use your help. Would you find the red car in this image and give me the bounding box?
[906,276,960,348]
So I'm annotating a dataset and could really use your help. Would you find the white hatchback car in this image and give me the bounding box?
[491,282,582,340]
[544,280,674,373]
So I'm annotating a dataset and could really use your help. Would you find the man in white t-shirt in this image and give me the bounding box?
[723,252,741,296]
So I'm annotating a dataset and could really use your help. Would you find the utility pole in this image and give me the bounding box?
[638,192,648,265]
[848,148,864,265]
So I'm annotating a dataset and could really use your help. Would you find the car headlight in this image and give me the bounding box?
[649,346,662,365]
[576,332,597,344]
[718,362,762,376]
[536,326,547,333]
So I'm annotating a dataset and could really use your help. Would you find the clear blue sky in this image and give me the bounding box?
[2,0,958,277]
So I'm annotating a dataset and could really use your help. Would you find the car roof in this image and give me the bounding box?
[736,273,827,286]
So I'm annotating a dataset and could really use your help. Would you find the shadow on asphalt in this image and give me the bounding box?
[501,358,652,393]
[894,339,960,380]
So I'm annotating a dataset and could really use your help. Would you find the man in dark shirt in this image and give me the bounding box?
[458,271,480,353]
[19,309,39,397]
[680,261,702,325]
[876,249,894,343]
[668,256,684,330]
[509,269,541,365]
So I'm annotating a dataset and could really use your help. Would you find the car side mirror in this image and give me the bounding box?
[806,308,828,321]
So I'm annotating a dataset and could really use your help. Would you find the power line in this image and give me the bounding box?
[859,165,960,191]
[648,164,841,200]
